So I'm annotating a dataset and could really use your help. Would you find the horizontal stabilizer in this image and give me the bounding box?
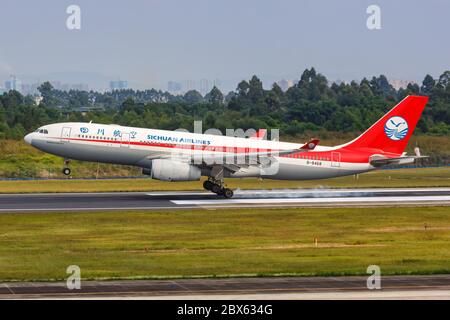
[370,155,428,167]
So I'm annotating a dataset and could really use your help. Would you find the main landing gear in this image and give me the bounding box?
[62,159,71,176]
[204,166,234,198]
[203,179,234,198]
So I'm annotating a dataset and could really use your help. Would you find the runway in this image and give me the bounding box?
[1,188,450,212]
[1,275,449,299]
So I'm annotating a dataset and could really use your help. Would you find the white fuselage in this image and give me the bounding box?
[24,122,374,180]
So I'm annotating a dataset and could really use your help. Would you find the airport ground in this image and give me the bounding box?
[0,158,449,299]
[2,275,449,299]
[0,166,450,193]
[0,205,448,282]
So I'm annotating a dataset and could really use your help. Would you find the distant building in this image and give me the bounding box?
[5,75,22,93]
[71,83,89,91]
[199,79,210,95]
[109,80,128,91]
[167,81,182,93]
[183,80,196,92]
[50,81,89,92]
[389,79,416,90]
[21,83,41,95]
[50,81,63,90]
[213,79,222,88]
[169,79,222,94]
[277,79,294,92]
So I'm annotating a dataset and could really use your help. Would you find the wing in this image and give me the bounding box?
[140,138,320,173]
[198,138,320,172]
[138,139,319,172]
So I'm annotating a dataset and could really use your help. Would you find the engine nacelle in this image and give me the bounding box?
[151,159,201,181]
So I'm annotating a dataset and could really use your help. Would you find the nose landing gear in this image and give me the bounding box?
[203,179,234,198]
[62,159,71,176]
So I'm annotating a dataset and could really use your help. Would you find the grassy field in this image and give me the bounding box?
[0,206,448,281]
[0,166,449,193]
[0,139,140,179]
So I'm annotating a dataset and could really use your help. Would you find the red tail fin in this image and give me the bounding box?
[343,95,428,154]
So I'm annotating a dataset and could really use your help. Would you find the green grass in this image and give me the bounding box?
[0,166,449,193]
[0,139,141,179]
[0,206,449,281]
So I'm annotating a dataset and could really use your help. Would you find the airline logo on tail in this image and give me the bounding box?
[384,116,409,141]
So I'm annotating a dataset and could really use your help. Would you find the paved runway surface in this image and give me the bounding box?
[0,275,449,299]
[1,188,450,212]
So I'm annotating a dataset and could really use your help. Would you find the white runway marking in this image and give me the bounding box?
[146,192,213,196]
[0,207,202,212]
[172,195,450,205]
[127,290,450,300]
[148,187,450,197]
[233,188,450,193]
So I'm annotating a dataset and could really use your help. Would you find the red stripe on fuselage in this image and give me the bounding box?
[53,137,398,164]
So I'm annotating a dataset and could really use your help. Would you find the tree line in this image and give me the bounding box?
[0,68,448,140]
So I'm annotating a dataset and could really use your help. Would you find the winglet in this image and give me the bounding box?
[300,139,319,150]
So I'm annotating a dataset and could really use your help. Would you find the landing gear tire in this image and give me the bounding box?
[222,188,234,199]
[205,174,234,198]
[203,180,214,191]
[62,167,71,176]
[211,184,222,194]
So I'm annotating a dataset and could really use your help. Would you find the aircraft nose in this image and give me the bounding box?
[24,133,33,145]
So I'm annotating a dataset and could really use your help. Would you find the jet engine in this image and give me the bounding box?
[150,159,201,181]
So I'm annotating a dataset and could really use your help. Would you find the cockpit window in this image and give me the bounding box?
[37,129,48,134]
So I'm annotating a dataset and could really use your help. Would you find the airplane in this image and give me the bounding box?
[24,95,428,198]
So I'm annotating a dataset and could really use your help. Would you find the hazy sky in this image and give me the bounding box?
[0,0,448,90]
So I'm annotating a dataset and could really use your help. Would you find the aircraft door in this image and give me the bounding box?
[331,152,341,167]
[61,127,71,143]
[120,133,130,148]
